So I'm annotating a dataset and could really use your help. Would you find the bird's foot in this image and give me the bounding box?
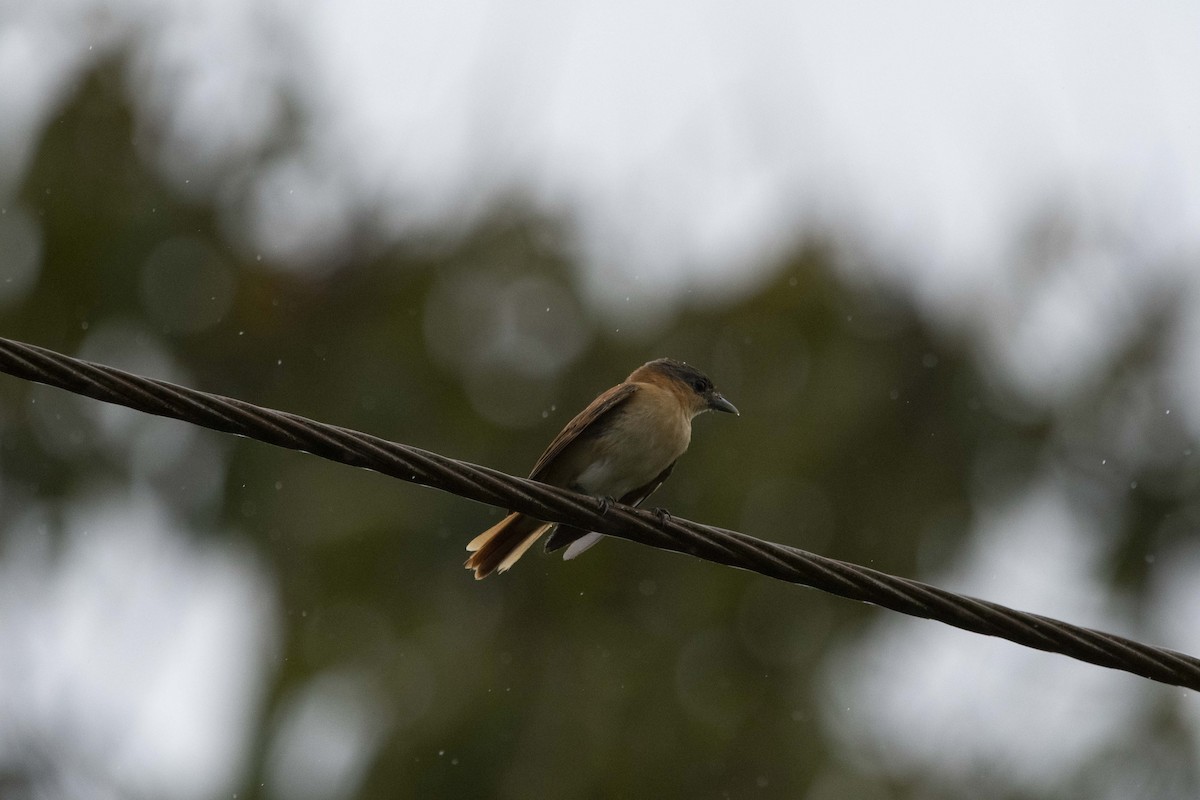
[651,507,672,523]
[596,495,616,514]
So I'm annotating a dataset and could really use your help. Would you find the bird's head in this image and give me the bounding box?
[633,358,739,417]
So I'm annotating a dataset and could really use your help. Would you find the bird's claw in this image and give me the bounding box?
[596,496,616,514]
[651,507,672,523]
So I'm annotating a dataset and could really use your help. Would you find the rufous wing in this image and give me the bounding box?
[528,383,639,480]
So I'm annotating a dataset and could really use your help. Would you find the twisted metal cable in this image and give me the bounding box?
[1,335,1198,691]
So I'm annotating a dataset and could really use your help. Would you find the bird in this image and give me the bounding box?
[465,358,738,579]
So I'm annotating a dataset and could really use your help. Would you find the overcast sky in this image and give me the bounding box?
[6,0,1200,404]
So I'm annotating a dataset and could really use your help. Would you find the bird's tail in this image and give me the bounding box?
[465,513,553,579]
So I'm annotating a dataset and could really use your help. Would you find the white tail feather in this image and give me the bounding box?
[563,532,603,560]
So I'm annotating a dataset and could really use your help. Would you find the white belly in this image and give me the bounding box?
[573,402,691,498]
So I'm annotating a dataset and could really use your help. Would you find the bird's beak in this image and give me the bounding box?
[708,392,739,415]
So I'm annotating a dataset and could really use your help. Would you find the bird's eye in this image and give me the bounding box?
[692,379,707,392]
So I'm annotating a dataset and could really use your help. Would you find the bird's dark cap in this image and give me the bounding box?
[642,358,738,415]
[643,358,712,389]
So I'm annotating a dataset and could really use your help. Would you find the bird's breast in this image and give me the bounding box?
[574,392,691,497]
